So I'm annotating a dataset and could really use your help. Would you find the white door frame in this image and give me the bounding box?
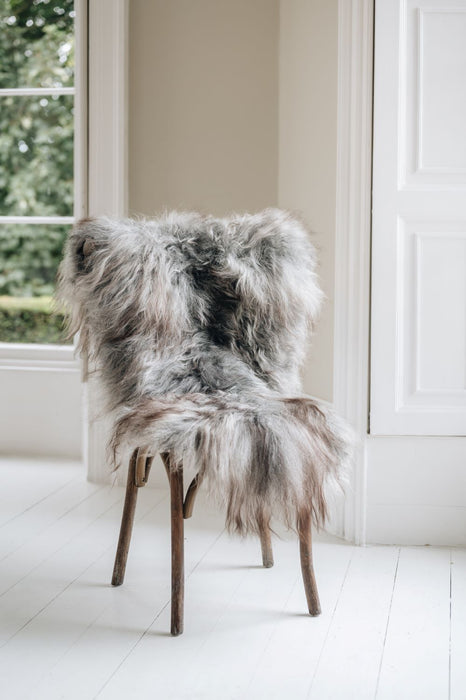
[86,0,128,481]
[333,0,374,544]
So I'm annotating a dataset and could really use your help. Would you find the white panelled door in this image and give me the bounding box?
[371,0,466,435]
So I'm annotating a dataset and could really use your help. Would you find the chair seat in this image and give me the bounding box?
[111,389,349,536]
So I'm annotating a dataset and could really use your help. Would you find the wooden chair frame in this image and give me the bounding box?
[112,447,321,636]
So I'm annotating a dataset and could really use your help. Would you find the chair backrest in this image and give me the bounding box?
[58,209,323,403]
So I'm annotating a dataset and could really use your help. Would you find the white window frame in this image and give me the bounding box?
[0,0,88,368]
[0,0,128,465]
[0,2,87,460]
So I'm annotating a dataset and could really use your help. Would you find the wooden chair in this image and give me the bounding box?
[57,212,350,638]
[111,447,321,636]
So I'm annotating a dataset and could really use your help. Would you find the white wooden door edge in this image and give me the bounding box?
[333,0,374,543]
[371,0,466,435]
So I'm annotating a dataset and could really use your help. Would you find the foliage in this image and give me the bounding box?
[0,0,74,88]
[0,1,74,342]
[0,294,66,343]
[0,0,74,218]
[0,223,70,296]
[0,92,74,217]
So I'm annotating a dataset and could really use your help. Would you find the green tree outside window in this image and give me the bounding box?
[0,0,75,344]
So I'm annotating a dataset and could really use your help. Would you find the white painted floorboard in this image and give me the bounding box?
[0,458,463,700]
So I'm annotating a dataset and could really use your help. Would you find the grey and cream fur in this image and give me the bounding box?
[58,209,352,535]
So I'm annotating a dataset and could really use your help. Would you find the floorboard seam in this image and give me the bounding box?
[305,547,355,700]
[0,494,123,600]
[0,483,106,563]
[374,546,401,700]
[55,483,106,522]
[240,569,300,699]
[93,526,225,699]
[0,495,163,653]
[0,546,108,650]
[448,547,452,700]
[0,472,80,530]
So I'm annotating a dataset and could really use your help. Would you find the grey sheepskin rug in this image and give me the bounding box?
[58,209,352,535]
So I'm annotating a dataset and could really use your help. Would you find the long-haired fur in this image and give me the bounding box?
[57,209,352,535]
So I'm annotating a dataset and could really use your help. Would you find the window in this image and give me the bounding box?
[0,0,78,345]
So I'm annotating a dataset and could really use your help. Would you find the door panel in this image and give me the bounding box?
[371,0,466,435]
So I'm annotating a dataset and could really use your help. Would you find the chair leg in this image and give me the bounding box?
[112,449,139,587]
[259,522,274,568]
[169,460,185,636]
[183,473,202,519]
[298,510,321,616]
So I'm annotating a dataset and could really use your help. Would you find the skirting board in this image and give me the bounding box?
[365,435,466,545]
[366,504,466,546]
[0,345,81,459]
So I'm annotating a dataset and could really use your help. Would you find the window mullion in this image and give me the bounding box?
[0,87,75,96]
[0,216,74,225]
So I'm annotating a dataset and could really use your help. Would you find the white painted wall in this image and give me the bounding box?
[129,0,279,217]
[128,0,338,402]
[278,0,338,401]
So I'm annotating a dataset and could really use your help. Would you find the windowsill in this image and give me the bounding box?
[0,342,79,371]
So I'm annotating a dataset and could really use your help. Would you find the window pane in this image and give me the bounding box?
[0,0,74,89]
[0,223,71,344]
[0,94,74,216]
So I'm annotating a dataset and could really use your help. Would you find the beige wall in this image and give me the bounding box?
[129,0,279,217]
[279,0,338,401]
[129,0,338,401]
